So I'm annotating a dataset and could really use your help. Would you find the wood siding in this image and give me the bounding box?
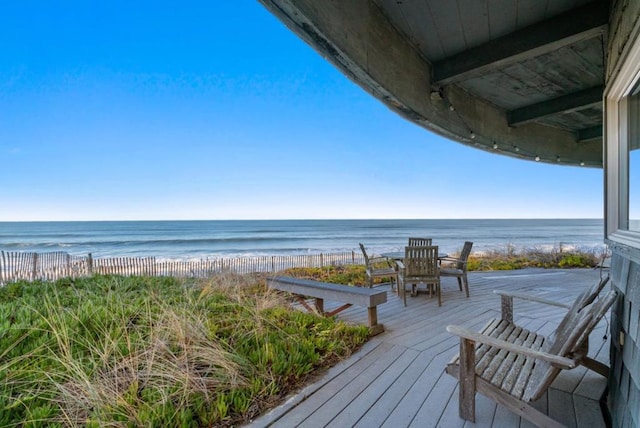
[606,2,640,427]
[608,249,640,428]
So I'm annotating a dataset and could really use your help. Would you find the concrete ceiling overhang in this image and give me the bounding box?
[259,0,608,168]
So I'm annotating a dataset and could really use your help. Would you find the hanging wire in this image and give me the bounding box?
[437,87,574,164]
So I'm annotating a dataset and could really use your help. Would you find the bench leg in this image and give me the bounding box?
[295,296,316,313]
[315,298,324,314]
[367,307,384,336]
[325,303,352,317]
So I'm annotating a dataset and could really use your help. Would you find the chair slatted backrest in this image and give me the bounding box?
[408,237,432,247]
[549,275,610,345]
[404,245,439,278]
[454,241,473,270]
[359,243,371,266]
[523,289,618,401]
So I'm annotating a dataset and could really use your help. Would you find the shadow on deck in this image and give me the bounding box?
[248,268,611,428]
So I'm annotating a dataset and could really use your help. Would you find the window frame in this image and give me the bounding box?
[606,32,640,247]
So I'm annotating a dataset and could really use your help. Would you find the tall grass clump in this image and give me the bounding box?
[0,274,369,427]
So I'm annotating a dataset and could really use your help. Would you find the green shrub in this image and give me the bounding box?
[461,247,603,271]
[281,265,368,286]
[558,253,597,267]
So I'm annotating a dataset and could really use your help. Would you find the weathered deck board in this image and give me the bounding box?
[329,348,421,426]
[296,345,407,427]
[248,268,611,427]
[272,341,397,427]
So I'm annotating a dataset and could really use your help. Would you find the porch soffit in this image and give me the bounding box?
[259,0,608,167]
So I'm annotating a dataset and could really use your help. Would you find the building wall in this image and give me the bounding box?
[608,247,640,427]
[607,2,640,427]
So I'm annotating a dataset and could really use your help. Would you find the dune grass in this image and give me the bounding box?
[0,274,369,427]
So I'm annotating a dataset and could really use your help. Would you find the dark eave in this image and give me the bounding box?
[508,85,604,126]
[259,0,608,168]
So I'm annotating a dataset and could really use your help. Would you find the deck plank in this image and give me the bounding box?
[548,388,577,428]
[574,393,607,427]
[352,346,450,427]
[249,268,610,428]
[271,341,397,427]
[329,347,421,427]
[380,349,458,427]
[296,344,408,427]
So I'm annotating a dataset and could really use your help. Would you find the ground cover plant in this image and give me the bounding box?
[283,246,606,285]
[0,274,369,427]
[281,264,369,286]
[465,245,605,271]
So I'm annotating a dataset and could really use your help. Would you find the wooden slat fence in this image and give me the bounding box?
[0,251,90,284]
[0,250,364,285]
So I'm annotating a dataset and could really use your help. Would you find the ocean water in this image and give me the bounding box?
[0,219,606,260]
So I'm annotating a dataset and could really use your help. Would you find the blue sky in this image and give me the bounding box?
[0,2,603,221]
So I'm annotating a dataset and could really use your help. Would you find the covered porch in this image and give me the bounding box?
[249,268,610,427]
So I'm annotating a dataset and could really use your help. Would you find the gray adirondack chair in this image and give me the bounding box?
[445,275,616,427]
[397,245,441,306]
[359,243,397,289]
[439,241,473,297]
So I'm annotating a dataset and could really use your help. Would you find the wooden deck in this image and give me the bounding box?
[248,268,611,428]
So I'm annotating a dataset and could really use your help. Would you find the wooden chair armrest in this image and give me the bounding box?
[493,290,571,308]
[396,260,405,270]
[439,256,465,264]
[446,324,577,369]
[439,258,467,269]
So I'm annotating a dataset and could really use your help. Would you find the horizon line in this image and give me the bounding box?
[0,217,605,223]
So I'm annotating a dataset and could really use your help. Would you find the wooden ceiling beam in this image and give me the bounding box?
[433,1,608,85]
[507,85,603,126]
[578,125,603,142]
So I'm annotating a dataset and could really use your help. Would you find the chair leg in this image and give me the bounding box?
[459,338,476,422]
[463,275,469,298]
[437,282,442,306]
[457,277,463,291]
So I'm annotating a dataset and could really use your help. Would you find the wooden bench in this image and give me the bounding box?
[445,276,616,427]
[266,276,388,335]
